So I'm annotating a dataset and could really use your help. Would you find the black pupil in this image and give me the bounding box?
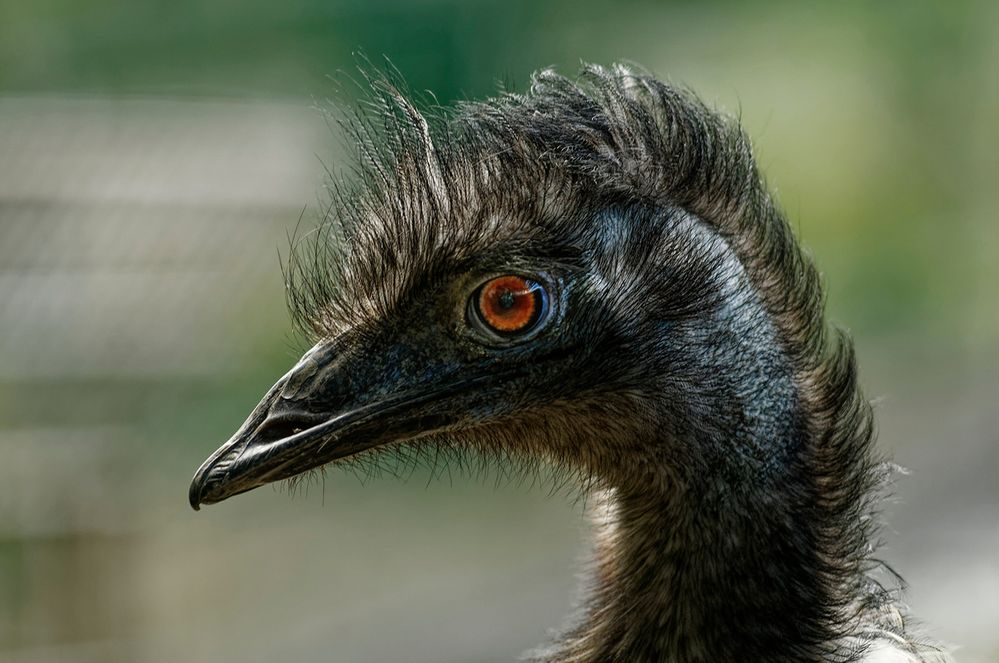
[498,290,516,309]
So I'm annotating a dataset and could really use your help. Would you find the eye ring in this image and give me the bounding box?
[467,274,551,340]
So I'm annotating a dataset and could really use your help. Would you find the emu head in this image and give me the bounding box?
[190,65,810,511]
[184,64,943,663]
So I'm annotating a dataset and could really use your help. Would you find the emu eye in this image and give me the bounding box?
[468,275,549,338]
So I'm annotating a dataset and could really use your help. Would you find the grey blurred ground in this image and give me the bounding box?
[1,2,997,662]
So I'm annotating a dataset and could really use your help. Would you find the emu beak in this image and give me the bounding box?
[189,340,506,510]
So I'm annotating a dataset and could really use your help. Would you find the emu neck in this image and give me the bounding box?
[532,213,870,661]
[541,307,846,658]
[542,449,839,663]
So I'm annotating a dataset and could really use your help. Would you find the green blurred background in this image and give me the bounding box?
[1,1,996,661]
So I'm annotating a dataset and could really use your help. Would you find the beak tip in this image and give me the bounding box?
[189,481,203,511]
[189,462,212,511]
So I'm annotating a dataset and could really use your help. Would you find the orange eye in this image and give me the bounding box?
[470,275,549,337]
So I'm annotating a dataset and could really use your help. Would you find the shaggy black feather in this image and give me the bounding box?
[273,63,948,662]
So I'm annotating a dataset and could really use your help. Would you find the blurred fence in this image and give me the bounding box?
[0,96,328,660]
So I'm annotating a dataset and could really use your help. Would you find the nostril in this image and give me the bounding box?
[255,412,325,443]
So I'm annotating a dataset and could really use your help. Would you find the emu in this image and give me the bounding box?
[190,65,948,662]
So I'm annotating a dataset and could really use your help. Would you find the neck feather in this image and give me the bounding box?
[536,433,867,662]
[554,472,847,662]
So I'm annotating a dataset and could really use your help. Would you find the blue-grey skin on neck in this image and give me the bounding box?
[530,205,816,662]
